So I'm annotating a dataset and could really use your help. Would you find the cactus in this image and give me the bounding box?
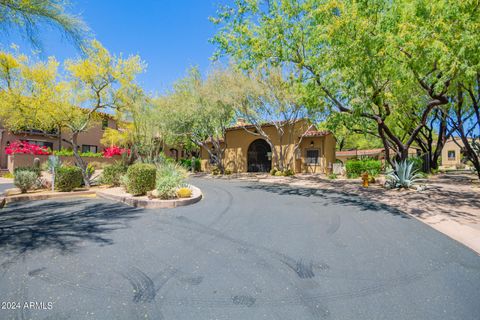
[33,157,41,169]
[385,160,421,189]
[47,155,61,192]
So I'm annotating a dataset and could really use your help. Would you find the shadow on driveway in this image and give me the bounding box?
[0,199,142,257]
[241,183,409,218]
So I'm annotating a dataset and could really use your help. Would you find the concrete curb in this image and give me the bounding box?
[5,190,97,204]
[0,192,5,209]
[96,185,202,209]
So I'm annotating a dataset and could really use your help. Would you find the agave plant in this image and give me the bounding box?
[385,160,422,189]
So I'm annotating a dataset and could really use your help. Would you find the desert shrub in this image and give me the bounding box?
[345,159,382,178]
[14,166,41,178]
[126,163,156,196]
[409,156,424,172]
[273,169,294,176]
[328,173,338,179]
[53,149,74,156]
[46,155,61,173]
[211,165,221,175]
[14,170,38,193]
[156,163,187,199]
[80,151,102,158]
[176,187,192,198]
[120,174,129,191]
[55,166,83,192]
[224,169,232,175]
[192,158,201,171]
[88,161,107,170]
[86,164,95,180]
[180,159,191,168]
[179,158,200,171]
[385,160,421,189]
[102,163,128,186]
[53,149,102,158]
[2,172,14,179]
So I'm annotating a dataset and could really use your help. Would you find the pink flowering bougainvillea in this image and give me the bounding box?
[102,146,130,158]
[5,140,51,155]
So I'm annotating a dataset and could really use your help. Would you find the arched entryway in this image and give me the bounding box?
[247,139,272,172]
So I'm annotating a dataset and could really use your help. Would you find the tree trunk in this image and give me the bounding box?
[71,133,90,187]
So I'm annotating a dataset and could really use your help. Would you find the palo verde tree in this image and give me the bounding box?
[160,67,236,173]
[211,0,478,165]
[113,84,167,164]
[0,0,89,50]
[222,66,317,171]
[0,40,145,186]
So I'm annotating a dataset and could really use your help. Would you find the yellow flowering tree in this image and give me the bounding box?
[0,40,145,186]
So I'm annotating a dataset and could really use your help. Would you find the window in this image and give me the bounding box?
[447,150,456,161]
[306,149,319,164]
[81,145,98,153]
[102,118,109,130]
[26,140,54,150]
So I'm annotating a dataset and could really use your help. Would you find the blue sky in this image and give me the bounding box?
[4,0,228,95]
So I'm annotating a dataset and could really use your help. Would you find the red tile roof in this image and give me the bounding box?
[336,148,385,157]
[303,130,330,137]
[336,146,421,157]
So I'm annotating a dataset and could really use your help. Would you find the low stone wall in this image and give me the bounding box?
[7,154,121,173]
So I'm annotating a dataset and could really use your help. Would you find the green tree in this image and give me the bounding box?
[0,0,89,50]
[220,66,318,171]
[211,0,478,165]
[160,67,236,173]
[115,84,167,164]
[0,40,145,186]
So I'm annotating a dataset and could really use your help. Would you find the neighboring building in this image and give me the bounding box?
[441,138,472,168]
[0,113,118,169]
[336,147,420,164]
[199,119,336,174]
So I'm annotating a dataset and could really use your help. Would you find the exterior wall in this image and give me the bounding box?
[7,153,121,173]
[200,120,336,174]
[0,129,60,169]
[60,118,117,152]
[323,134,336,173]
[441,139,463,167]
[0,117,117,169]
[335,147,419,165]
[296,136,332,174]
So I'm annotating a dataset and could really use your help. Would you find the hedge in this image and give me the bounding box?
[126,163,156,196]
[102,163,128,186]
[55,166,83,191]
[345,159,382,178]
[53,149,102,157]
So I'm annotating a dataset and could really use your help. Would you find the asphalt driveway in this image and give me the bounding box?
[0,178,479,320]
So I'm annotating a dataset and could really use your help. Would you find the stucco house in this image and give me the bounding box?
[1,113,186,170]
[200,119,336,174]
[440,138,473,168]
[0,113,119,169]
[336,147,420,164]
